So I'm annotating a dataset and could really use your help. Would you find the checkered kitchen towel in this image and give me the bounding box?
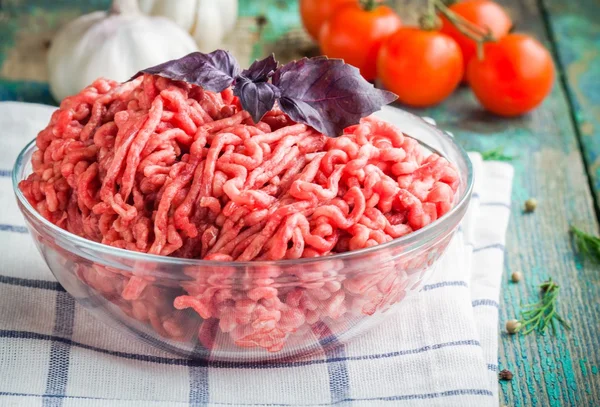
[0,102,513,407]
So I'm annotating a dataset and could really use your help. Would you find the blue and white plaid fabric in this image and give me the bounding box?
[0,102,513,407]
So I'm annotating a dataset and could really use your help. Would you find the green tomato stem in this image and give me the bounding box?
[360,0,379,12]
[420,0,441,30]
[431,0,496,60]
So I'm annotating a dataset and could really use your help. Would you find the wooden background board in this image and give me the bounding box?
[0,0,599,405]
[541,0,600,217]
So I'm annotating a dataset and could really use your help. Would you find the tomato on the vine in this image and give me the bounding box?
[377,27,463,107]
[467,34,554,116]
[440,0,512,80]
[319,2,401,81]
[300,0,356,41]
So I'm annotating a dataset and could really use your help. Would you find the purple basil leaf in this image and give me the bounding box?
[241,54,278,82]
[131,50,240,93]
[233,76,280,123]
[272,57,398,137]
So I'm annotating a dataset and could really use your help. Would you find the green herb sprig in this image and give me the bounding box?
[518,278,570,335]
[480,147,514,162]
[570,226,600,264]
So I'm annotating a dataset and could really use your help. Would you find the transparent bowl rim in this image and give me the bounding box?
[12,110,474,268]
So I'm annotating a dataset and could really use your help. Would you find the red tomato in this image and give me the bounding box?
[319,3,401,81]
[440,0,512,80]
[300,0,356,41]
[377,27,463,107]
[467,34,554,116]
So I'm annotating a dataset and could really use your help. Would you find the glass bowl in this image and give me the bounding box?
[12,107,473,361]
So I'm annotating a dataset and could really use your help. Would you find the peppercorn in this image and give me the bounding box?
[524,198,537,213]
[506,319,521,334]
[511,271,523,283]
[499,369,514,380]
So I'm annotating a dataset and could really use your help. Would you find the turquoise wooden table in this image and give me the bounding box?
[1,0,599,405]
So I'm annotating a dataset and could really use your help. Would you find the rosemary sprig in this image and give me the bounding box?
[480,147,514,161]
[518,278,570,335]
[570,226,600,264]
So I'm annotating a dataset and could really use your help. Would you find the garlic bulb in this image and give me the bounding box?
[47,0,198,101]
[139,0,238,52]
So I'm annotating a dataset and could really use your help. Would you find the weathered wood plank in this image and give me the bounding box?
[0,79,54,104]
[540,0,600,218]
[0,0,110,104]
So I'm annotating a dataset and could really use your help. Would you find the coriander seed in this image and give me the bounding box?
[511,271,523,283]
[524,198,537,213]
[499,369,514,381]
[506,319,521,334]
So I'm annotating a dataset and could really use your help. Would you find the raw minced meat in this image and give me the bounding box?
[20,74,459,351]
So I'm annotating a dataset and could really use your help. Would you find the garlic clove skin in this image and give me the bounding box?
[221,0,239,34]
[48,6,197,101]
[138,0,238,53]
[138,0,197,33]
[191,0,238,52]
